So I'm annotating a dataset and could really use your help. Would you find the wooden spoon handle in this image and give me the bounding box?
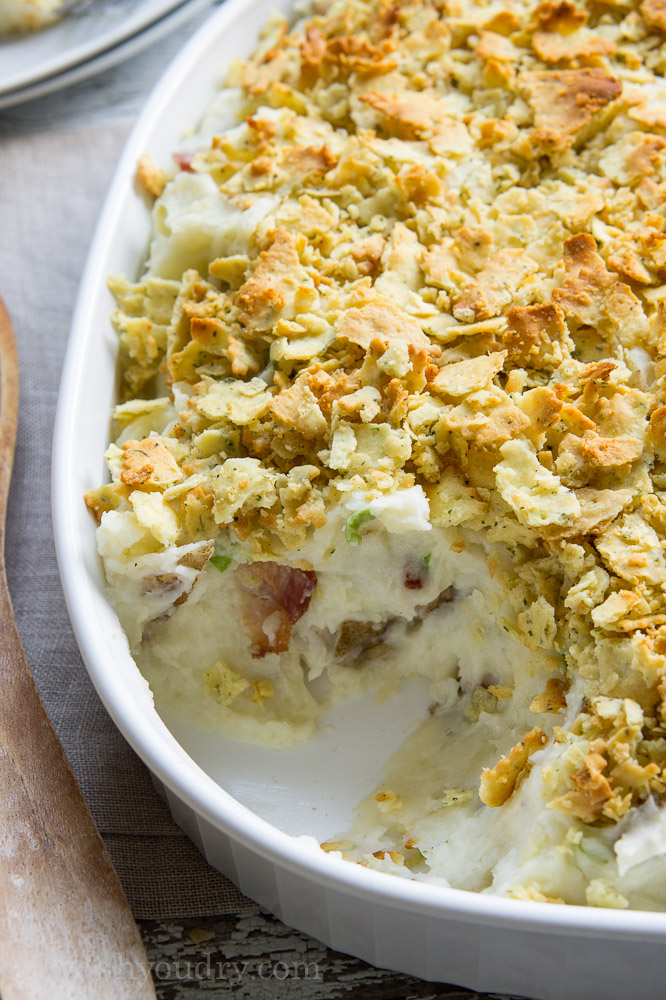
[0,299,156,998]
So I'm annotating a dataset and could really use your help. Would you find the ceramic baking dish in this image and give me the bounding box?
[52,1,666,995]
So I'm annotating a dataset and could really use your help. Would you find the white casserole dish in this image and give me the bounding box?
[52,1,666,996]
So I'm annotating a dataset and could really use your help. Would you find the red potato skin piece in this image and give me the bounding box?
[173,152,195,173]
[236,563,317,658]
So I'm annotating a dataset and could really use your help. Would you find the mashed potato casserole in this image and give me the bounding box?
[86,0,666,908]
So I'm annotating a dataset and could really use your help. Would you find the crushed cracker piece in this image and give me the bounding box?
[519,69,622,151]
[480,728,548,807]
[136,153,168,198]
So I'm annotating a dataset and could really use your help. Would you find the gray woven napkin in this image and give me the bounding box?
[0,122,256,920]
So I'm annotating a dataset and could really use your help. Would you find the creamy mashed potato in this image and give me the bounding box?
[87,0,666,909]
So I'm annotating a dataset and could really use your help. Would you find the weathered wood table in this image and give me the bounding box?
[139,912,519,999]
[0,12,523,998]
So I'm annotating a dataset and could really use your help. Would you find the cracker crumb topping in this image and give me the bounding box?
[94,0,666,847]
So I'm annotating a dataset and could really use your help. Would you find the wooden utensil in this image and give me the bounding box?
[0,298,156,999]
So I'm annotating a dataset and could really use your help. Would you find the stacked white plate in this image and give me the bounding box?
[0,0,216,109]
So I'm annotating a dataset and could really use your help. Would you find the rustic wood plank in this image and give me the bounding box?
[138,912,521,1000]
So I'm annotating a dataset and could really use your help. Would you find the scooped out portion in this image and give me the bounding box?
[87,0,666,909]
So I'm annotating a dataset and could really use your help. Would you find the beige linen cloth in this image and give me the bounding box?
[0,116,256,919]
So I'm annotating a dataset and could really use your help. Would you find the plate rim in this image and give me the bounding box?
[0,0,216,110]
[0,0,192,96]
